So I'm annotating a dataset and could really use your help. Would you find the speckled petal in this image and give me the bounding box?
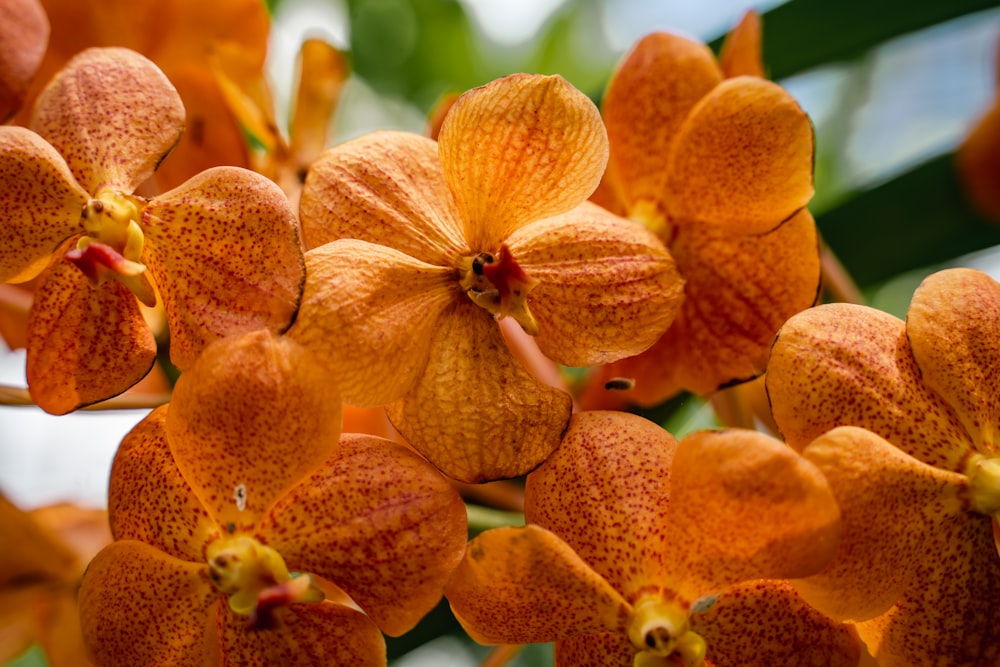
[0,127,88,284]
[555,632,635,667]
[109,406,218,562]
[142,166,304,371]
[667,429,841,598]
[767,303,975,470]
[26,258,156,415]
[216,600,386,667]
[165,331,341,530]
[299,131,467,262]
[0,0,48,121]
[906,268,1000,456]
[438,74,608,250]
[665,77,813,234]
[601,32,722,210]
[259,434,467,636]
[445,525,630,645]
[718,11,764,78]
[693,580,861,667]
[506,203,682,367]
[385,300,573,483]
[289,239,455,407]
[856,513,1000,667]
[31,47,185,194]
[79,540,218,667]
[526,411,675,600]
[793,426,967,622]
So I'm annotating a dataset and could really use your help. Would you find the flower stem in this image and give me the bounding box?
[0,384,170,410]
[465,504,524,536]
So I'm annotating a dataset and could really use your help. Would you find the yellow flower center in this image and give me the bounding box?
[966,454,1000,516]
[206,535,324,626]
[627,596,707,667]
[66,189,157,307]
[629,198,673,244]
[457,243,540,335]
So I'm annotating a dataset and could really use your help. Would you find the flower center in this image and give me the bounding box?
[627,596,707,667]
[457,243,540,335]
[65,189,156,307]
[629,198,674,245]
[206,534,324,627]
[966,454,1000,516]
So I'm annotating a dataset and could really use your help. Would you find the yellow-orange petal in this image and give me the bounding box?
[506,203,682,367]
[0,493,77,586]
[718,11,764,79]
[525,411,676,600]
[957,97,1000,222]
[141,166,304,371]
[26,258,157,415]
[665,77,813,234]
[0,0,48,121]
[0,127,88,284]
[693,580,862,667]
[289,239,456,407]
[793,426,967,622]
[446,525,630,645]
[906,268,1000,456]
[31,47,185,195]
[385,300,573,483]
[766,303,975,470]
[601,32,723,210]
[666,429,841,597]
[289,39,348,173]
[438,73,608,250]
[108,406,218,562]
[856,513,1000,667]
[165,331,342,530]
[299,131,467,262]
[216,599,386,666]
[79,540,218,667]
[259,434,467,636]
[555,631,636,667]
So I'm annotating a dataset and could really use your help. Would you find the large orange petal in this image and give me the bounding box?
[555,632,635,667]
[0,127,88,284]
[766,303,975,470]
[793,426,967,622]
[856,513,1000,667]
[438,73,608,250]
[0,493,77,586]
[666,429,841,598]
[0,0,48,121]
[525,411,675,600]
[506,202,683,367]
[299,131,467,262]
[693,580,862,667]
[289,239,456,407]
[906,268,1000,456]
[385,300,573,483]
[601,32,722,210]
[165,331,342,530]
[31,47,184,194]
[957,96,1000,222]
[216,600,385,667]
[259,434,467,636]
[665,77,814,234]
[26,258,156,414]
[109,406,219,562]
[718,11,764,79]
[445,525,630,645]
[142,166,304,371]
[79,540,218,667]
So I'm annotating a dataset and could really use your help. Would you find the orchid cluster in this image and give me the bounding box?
[1,2,999,667]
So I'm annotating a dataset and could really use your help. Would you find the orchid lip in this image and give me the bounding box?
[457,243,540,335]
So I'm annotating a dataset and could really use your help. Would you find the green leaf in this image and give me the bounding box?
[4,645,49,667]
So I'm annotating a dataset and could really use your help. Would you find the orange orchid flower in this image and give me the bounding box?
[0,47,304,415]
[0,0,48,121]
[957,28,1000,222]
[584,12,819,408]
[446,411,862,666]
[766,267,1000,666]
[290,73,684,483]
[78,330,468,666]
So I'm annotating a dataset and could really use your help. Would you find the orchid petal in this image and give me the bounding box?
[767,303,975,470]
[0,493,77,586]
[445,525,630,645]
[165,331,341,530]
[259,434,467,636]
[525,411,675,600]
[957,97,1000,222]
[507,203,683,367]
[289,39,348,169]
[439,74,607,250]
[31,47,185,194]
[665,77,813,234]
[718,11,764,78]
[0,0,48,121]
[555,632,636,667]
[385,300,573,483]
[299,131,467,263]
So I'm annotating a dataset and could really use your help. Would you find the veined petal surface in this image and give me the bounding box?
[439,74,607,250]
